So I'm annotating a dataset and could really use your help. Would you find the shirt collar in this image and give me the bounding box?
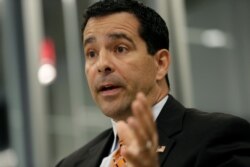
[110,95,168,151]
[152,95,168,120]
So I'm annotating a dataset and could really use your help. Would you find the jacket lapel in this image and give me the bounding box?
[156,95,185,166]
[75,129,114,167]
[157,129,175,165]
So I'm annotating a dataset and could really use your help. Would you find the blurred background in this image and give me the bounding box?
[0,0,249,166]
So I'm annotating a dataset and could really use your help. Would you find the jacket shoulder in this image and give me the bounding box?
[55,128,113,167]
[185,109,250,129]
[183,109,250,144]
[181,110,250,166]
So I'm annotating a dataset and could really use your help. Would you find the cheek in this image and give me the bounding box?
[134,58,155,74]
[85,65,94,88]
[85,62,94,77]
[136,60,157,83]
[85,66,90,82]
[85,62,91,73]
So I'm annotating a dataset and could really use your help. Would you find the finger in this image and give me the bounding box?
[137,93,156,131]
[121,145,144,167]
[135,93,159,151]
[132,94,151,138]
[132,93,157,142]
[127,115,158,157]
[121,145,157,167]
[117,120,147,166]
[127,116,148,149]
[130,96,159,155]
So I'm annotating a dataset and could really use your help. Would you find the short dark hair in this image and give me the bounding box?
[81,0,170,88]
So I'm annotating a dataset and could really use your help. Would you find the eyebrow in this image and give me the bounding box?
[83,36,96,47]
[83,33,136,48]
[107,33,135,48]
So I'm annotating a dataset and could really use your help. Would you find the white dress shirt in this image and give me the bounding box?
[100,95,169,167]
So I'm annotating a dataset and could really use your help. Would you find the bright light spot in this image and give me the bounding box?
[0,149,18,167]
[38,64,57,85]
[201,29,227,48]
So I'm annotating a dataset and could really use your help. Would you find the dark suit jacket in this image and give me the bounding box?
[56,95,250,167]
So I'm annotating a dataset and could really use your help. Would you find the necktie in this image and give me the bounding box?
[110,140,127,167]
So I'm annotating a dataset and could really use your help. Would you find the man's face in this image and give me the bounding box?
[83,12,161,121]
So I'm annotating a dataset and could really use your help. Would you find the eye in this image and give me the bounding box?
[86,50,97,58]
[114,45,128,54]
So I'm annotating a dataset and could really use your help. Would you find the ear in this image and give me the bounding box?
[154,49,170,81]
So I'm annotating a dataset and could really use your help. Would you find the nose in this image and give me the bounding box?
[96,50,114,74]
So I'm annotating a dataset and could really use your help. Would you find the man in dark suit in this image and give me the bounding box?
[56,0,250,166]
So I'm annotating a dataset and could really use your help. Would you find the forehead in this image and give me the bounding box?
[83,12,140,41]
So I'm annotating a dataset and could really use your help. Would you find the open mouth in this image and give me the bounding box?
[97,83,122,96]
[100,85,120,92]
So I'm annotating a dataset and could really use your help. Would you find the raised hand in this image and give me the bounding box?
[116,92,159,167]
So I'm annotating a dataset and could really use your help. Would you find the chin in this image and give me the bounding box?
[102,108,119,118]
[100,106,131,121]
